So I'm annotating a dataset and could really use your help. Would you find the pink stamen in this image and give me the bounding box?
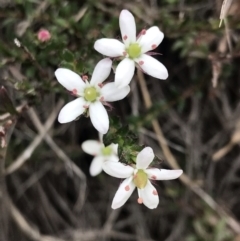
[123,35,128,40]
[138,198,143,204]
[72,88,77,95]
[82,75,88,81]
[153,190,158,196]
[102,101,113,111]
[151,175,157,180]
[141,29,146,35]
[123,51,127,56]
[139,61,144,65]
[98,83,103,88]
[100,96,104,101]
[151,44,157,49]
[83,105,89,109]
[125,185,130,191]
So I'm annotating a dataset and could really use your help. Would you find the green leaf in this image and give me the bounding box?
[62,49,75,62]
[0,86,18,115]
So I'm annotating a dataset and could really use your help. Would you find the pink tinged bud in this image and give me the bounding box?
[38,29,51,42]
[123,35,128,40]
[151,44,157,49]
[138,198,143,204]
[125,185,130,191]
[153,190,158,196]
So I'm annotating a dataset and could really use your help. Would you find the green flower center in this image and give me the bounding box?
[127,43,141,59]
[133,169,148,189]
[84,87,98,102]
[101,146,112,156]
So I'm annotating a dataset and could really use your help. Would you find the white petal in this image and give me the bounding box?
[55,68,85,92]
[136,54,168,80]
[146,169,183,180]
[108,155,119,162]
[102,161,134,178]
[99,132,103,143]
[138,26,164,53]
[101,83,130,101]
[81,140,102,156]
[119,10,136,47]
[136,147,154,169]
[89,102,109,134]
[111,177,136,209]
[90,58,112,85]
[94,39,125,57]
[58,98,85,123]
[110,143,118,155]
[139,181,159,209]
[90,156,105,176]
[115,58,135,88]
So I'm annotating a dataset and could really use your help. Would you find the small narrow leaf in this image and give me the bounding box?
[0,86,18,115]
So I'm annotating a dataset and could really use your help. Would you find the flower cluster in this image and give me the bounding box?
[55,9,183,209]
[56,58,130,134]
[55,10,168,133]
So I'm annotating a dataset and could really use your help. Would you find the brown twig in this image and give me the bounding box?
[137,69,240,234]
[0,118,16,240]
[8,196,65,241]
[28,107,86,212]
[5,100,64,175]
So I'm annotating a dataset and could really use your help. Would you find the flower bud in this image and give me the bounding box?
[37,29,51,42]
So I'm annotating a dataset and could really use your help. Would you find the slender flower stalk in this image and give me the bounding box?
[103,147,183,209]
[55,58,130,134]
[82,139,118,176]
[94,10,168,88]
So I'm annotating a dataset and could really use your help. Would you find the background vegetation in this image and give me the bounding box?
[1,0,240,240]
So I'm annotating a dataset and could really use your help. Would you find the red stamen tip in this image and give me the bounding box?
[153,190,158,196]
[123,35,128,40]
[138,198,143,204]
[72,88,77,95]
[125,185,130,191]
[139,61,144,65]
[151,44,157,49]
[82,75,88,81]
[141,29,146,35]
[151,175,157,180]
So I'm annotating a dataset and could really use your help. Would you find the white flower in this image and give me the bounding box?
[102,147,183,209]
[55,58,130,134]
[94,10,168,89]
[82,139,119,176]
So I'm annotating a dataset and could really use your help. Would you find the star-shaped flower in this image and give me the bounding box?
[94,10,168,88]
[82,139,118,176]
[55,58,130,134]
[102,147,183,209]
